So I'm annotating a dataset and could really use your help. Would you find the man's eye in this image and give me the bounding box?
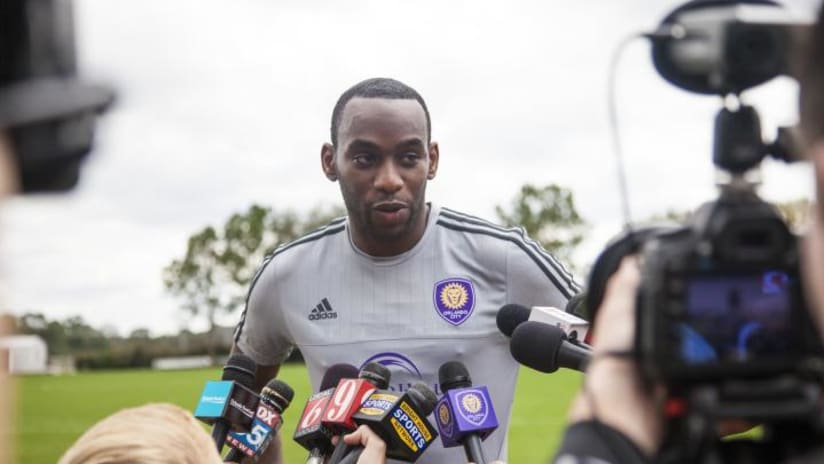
[353,154,375,166]
[400,153,420,165]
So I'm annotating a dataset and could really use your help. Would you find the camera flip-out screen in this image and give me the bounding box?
[678,271,795,366]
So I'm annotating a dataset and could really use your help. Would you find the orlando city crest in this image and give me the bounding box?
[433,277,475,326]
[456,390,489,426]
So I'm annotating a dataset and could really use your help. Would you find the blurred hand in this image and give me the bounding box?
[568,256,665,456]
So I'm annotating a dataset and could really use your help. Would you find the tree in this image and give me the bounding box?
[495,183,587,265]
[163,203,344,362]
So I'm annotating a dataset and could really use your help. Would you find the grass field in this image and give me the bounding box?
[10,365,582,463]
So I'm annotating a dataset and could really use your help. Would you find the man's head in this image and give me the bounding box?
[322,78,439,257]
[57,403,222,464]
[800,5,824,337]
[329,78,432,146]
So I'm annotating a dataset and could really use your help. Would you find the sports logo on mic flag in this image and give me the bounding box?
[456,389,488,426]
[433,278,475,326]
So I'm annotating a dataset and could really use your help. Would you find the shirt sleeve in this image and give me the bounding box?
[505,231,582,309]
[233,257,294,366]
[553,420,651,464]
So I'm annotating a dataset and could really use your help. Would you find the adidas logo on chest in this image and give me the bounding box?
[308,298,338,321]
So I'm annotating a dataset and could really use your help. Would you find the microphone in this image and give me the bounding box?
[497,303,590,341]
[324,363,392,463]
[193,354,259,452]
[336,383,440,463]
[224,378,295,461]
[496,303,530,337]
[293,364,360,464]
[510,321,592,373]
[435,361,499,464]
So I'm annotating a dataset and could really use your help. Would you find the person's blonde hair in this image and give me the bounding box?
[58,403,222,464]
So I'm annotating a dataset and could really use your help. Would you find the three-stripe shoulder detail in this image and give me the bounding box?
[234,217,347,342]
[437,208,580,298]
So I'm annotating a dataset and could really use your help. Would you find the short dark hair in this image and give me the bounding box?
[800,6,824,146]
[330,77,431,146]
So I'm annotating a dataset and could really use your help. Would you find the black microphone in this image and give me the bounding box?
[496,303,531,337]
[224,378,295,462]
[438,361,494,464]
[202,354,258,453]
[510,321,592,373]
[336,383,440,464]
[293,364,360,464]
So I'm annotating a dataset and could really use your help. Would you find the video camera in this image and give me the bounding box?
[586,1,824,461]
[0,0,113,193]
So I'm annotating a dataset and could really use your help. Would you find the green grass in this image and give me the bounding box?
[9,365,582,463]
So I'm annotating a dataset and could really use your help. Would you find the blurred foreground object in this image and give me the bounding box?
[0,0,114,193]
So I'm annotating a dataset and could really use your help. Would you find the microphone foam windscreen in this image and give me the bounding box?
[262,379,295,411]
[496,303,531,337]
[408,383,439,416]
[438,360,471,392]
[321,363,360,390]
[222,353,257,386]
[359,362,391,389]
[510,321,567,373]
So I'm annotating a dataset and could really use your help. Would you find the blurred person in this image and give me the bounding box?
[552,4,824,463]
[232,77,580,463]
[57,403,225,464]
[1,0,113,462]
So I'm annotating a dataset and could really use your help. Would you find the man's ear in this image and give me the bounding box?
[427,142,440,180]
[321,143,338,181]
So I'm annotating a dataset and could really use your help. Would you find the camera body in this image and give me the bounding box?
[635,185,822,386]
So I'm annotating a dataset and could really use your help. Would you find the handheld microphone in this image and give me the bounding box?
[336,383,439,464]
[435,361,499,464]
[324,363,391,463]
[193,354,259,452]
[293,364,360,464]
[510,321,592,373]
[224,378,294,461]
[497,302,590,341]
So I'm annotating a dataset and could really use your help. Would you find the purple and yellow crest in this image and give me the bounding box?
[456,389,489,426]
[433,277,475,326]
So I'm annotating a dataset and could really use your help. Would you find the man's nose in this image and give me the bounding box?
[374,162,403,193]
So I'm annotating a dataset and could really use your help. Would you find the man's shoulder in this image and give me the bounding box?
[270,216,347,260]
[435,206,531,246]
[251,216,347,283]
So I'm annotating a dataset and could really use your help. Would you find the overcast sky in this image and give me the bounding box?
[0,0,820,336]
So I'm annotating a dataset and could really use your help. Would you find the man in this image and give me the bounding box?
[233,77,579,463]
[553,5,824,463]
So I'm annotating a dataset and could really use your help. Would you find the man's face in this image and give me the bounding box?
[322,97,439,256]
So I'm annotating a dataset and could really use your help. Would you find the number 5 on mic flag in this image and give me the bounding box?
[227,401,284,457]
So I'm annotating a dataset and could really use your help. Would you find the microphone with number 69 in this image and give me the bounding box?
[335,383,440,464]
[324,363,392,463]
[510,320,592,373]
[193,354,260,452]
[293,364,360,464]
[224,378,294,461]
[435,361,499,464]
